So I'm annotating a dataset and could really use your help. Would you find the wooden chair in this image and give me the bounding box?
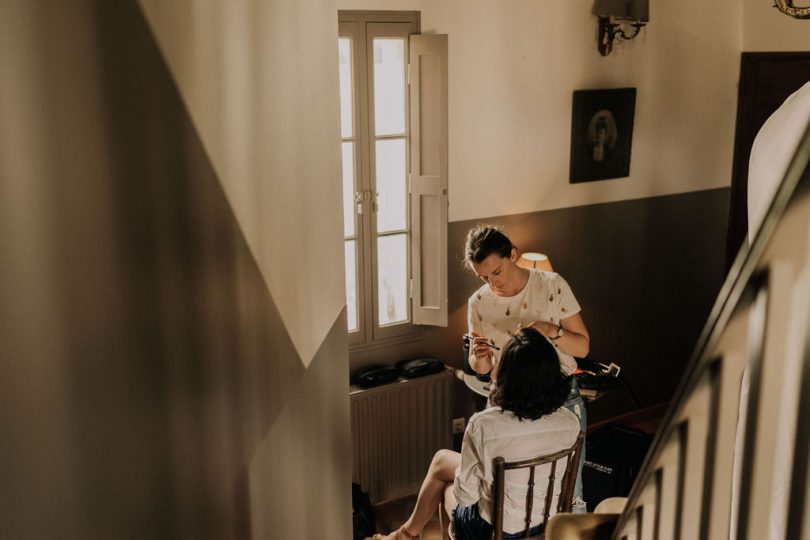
[491,432,585,540]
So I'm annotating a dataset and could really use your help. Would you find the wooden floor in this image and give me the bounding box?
[587,402,668,435]
[372,494,444,539]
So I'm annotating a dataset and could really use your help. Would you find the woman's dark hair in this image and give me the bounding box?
[464,225,513,269]
[490,327,570,421]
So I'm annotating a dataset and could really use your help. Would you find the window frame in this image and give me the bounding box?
[339,11,421,350]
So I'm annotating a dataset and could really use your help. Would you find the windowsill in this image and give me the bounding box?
[347,325,442,371]
[349,326,424,357]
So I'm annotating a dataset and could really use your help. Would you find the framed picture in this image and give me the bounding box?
[569,88,637,183]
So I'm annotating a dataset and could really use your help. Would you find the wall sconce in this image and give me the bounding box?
[594,0,650,56]
[517,252,554,273]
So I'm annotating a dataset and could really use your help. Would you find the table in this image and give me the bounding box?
[458,368,614,403]
[459,371,491,398]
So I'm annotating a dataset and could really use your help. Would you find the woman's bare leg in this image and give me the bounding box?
[385,449,460,538]
[441,482,457,540]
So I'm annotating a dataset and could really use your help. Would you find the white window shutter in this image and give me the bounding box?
[409,34,448,326]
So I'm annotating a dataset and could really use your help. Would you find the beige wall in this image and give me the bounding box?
[0,1,351,538]
[140,0,346,368]
[743,0,810,51]
[339,0,742,221]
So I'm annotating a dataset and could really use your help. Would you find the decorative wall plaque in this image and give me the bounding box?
[774,0,810,19]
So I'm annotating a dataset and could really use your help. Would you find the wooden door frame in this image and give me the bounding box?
[726,52,810,270]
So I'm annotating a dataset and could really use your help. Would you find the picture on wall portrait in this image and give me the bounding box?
[569,88,637,183]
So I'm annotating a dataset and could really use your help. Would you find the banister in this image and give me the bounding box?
[609,119,810,539]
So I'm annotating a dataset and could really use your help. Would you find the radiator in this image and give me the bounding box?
[350,367,453,503]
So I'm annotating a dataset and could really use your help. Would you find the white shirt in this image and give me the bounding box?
[453,406,580,534]
[467,269,582,375]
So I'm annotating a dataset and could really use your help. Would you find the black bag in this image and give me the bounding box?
[352,364,401,388]
[575,358,621,391]
[352,483,376,540]
[576,372,621,392]
[396,357,444,379]
[582,423,653,511]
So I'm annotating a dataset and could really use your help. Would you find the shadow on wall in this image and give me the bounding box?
[2,2,350,539]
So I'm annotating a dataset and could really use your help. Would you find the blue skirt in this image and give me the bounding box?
[452,503,544,540]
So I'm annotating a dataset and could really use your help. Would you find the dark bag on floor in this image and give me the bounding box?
[582,423,653,511]
[352,483,376,540]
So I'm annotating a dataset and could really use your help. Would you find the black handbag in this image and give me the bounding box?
[352,364,401,388]
[396,357,444,379]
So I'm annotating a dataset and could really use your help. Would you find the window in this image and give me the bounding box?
[338,12,448,348]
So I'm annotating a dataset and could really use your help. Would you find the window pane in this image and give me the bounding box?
[338,38,353,138]
[375,138,407,233]
[345,240,358,332]
[377,234,408,326]
[342,142,356,237]
[373,38,406,136]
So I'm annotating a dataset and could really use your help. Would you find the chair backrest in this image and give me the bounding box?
[491,432,585,540]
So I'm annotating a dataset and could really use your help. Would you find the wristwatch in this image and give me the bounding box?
[551,325,564,340]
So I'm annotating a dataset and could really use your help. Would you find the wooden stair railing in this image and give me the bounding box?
[548,121,810,540]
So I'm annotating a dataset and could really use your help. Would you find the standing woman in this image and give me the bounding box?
[464,224,590,508]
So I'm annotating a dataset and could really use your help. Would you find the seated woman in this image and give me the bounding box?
[372,328,580,540]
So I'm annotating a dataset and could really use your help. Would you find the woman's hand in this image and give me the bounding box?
[470,332,494,361]
[468,331,494,375]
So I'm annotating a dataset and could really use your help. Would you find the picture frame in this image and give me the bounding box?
[569,88,637,183]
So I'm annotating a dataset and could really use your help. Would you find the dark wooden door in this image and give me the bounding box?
[726,52,810,270]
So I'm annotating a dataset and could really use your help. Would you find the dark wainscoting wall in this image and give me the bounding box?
[414,187,731,424]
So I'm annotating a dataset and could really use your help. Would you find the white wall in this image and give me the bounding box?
[744,0,810,51]
[339,0,742,221]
